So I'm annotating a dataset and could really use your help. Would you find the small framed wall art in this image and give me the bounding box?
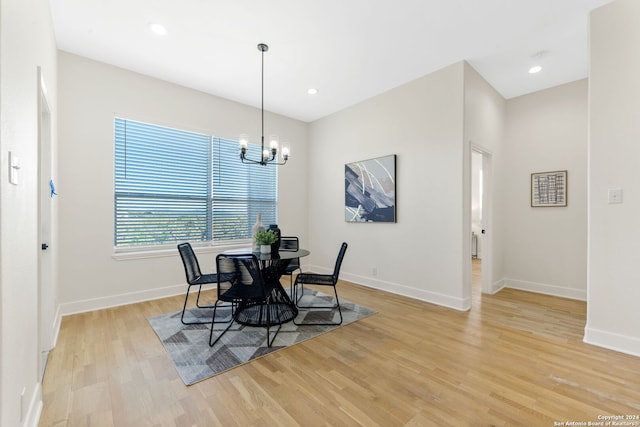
[345,154,396,222]
[531,170,567,207]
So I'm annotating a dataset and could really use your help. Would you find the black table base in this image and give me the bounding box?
[234,288,298,326]
[223,249,309,327]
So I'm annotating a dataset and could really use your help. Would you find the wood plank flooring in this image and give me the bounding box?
[40,262,640,426]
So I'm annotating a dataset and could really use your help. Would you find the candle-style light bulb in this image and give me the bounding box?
[269,135,278,156]
[239,134,249,151]
[269,135,279,150]
[281,144,290,161]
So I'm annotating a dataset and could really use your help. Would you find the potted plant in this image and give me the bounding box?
[255,229,278,254]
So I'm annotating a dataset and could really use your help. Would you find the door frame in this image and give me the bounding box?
[37,67,55,380]
[469,142,494,297]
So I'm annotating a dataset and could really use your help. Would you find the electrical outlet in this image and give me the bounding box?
[608,188,623,204]
[372,266,377,276]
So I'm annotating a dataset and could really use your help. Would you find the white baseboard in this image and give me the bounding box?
[584,326,640,357]
[50,304,62,350]
[303,264,470,311]
[504,278,587,301]
[24,383,42,427]
[307,265,589,310]
[55,273,586,319]
[59,283,186,316]
[489,279,506,294]
[57,262,315,317]
[343,272,470,311]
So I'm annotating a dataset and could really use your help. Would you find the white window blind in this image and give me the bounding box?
[114,118,277,247]
[212,136,277,240]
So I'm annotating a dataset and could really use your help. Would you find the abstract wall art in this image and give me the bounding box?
[345,154,396,222]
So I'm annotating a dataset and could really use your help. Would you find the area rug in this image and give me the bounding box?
[148,289,375,385]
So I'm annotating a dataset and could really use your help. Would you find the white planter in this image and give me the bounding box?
[260,244,271,254]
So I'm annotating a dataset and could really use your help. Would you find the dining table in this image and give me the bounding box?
[222,247,311,326]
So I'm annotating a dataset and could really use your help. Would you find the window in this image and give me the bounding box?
[114,118,277,248]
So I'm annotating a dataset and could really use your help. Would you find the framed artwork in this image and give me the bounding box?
[345,154,396,222]
[531,170,567,207]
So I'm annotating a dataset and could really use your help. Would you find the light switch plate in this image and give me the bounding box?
[608,187,622,204]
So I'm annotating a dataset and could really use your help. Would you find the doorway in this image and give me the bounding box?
[470,145,492,298]
[471,150,483,292]
[37,67,55,381]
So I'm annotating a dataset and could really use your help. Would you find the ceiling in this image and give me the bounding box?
[50,0,613,123]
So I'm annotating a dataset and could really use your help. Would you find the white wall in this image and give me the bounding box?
[307,62,471,310]
[57,52,308,313]
[586,0,640,356]
[0,0,58,425]
[502,79,588,300]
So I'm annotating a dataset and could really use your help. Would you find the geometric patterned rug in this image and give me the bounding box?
[147,289,376,385]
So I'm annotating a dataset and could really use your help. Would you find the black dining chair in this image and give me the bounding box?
[293,242,348,326]
[209,253,282,348]
[279,236,302,294]
[177,242,232,325]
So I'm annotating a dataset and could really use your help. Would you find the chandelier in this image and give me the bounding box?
[239,43,289,166]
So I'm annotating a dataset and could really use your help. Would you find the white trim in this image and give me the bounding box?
[470,141,493,156]
[504,278,587,301]
[50,305,62,349]
[112,241,252,260]
[59,283,187,316]
[113,111,215,139]
[488,278,506,295]
[43,304,62,352]
[345,272,470,311]
[59,259,312,316]
[470,142,494,296]
[307,264,470,312]
[24,383,42,427]
[584,326,640,357]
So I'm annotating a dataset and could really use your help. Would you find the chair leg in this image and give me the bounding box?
[295,285,339,309]
[182,285,233,325]
[181,285,212,325]
[194,285,214,308]
[180,287,192,324]
[294,283,306,304]
[293,285,343,326]
[286,269,301,299]
[289,274,294,299]
[209,301,236,347]
[332,287,343,325]
[265,299,282,348]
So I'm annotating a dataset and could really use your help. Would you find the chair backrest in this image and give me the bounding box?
[332,242,348,281]
[215,254,272,302]
[280,236,300,268]
[177,242,202,284]
[279,236,299,251]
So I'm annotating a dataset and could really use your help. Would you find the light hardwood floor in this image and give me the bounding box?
[40,262,640,426]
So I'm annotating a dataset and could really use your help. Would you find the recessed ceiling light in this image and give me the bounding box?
[149,23,168,36]
[307,88,318,95]
[528,65,542,74]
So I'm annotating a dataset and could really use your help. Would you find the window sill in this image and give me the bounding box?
[112,241,253,261]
